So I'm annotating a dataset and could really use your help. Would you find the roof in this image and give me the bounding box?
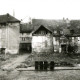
[70,20,80,34]
[20,23,33,33]
[20,19,70,34]
[32,19,68,31]
[20,19,80,36]
[32,25,53,34]
[0,13,20,23]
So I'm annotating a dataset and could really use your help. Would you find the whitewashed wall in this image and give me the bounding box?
[0,22,20,54]
[32,35,53,53]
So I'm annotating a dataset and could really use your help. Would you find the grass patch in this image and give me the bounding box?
[22,53,80,67]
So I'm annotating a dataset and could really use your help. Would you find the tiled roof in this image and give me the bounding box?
[32,19,68,31]
[32,25,53,35]
[0,13,20,23]
[70,20,80,34]
[20,23,33,33]
[20,19,80,35]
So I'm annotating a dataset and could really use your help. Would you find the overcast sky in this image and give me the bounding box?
[0,0,80,22]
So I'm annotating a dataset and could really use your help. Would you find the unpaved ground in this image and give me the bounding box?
[0,70,80,80]
[1,54,29,70]
[13,70,80,80]
[0,54,80,80]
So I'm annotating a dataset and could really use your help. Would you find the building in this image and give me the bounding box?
[32,25,53,54]
[0,13,80,54]
[20,23,33,53]
[20,19,80,54]
[31,19,69,53]
[0,13,20,54]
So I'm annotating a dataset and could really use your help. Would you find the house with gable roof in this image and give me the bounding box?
[32,25,53,54]
[0,13,20,54]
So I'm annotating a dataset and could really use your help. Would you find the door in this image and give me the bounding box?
[61,45,67,53]
[19,43,32,53]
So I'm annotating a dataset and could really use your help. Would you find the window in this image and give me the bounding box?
[54,30,57,34]
[41,30,45,34]
[70,30,74,34]
[60,31,63,34]
[72,37,74,40]
[22,37,25,41]
[78,37,80,41]
[10,23,12,25]
[45,40,47,47]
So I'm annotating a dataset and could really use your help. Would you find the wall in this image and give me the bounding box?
[0,22,20,54]
[19,33,32,53]
[32,35,53,54]
[20,33,32,43]
[7,23,20,54]
[53,37,60,52]
[0,25,6,49]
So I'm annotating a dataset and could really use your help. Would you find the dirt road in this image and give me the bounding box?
[1,54,29,70]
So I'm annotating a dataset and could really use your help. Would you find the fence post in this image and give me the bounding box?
[43,61,48,71]
[50,61,55,71]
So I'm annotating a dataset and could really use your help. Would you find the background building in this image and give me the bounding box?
[20,19,80,54]
[20,23,32,53]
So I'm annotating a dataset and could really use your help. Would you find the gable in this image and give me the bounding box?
[32,25,52,35]
[32,19,68,31]
[20,23,33,33]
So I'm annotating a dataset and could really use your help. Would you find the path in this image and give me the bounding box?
[1,54,29,70]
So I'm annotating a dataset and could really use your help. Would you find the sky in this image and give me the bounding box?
[0,0,80,22]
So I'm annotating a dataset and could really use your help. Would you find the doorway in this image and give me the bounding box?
[61,45,67,53]
[19,43,32,53]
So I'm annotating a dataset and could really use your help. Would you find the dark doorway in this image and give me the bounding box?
[61,45,67,53]
[19,43,32,53]
[0,48,5,54]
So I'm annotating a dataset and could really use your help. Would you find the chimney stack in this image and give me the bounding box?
[13,9,15,17]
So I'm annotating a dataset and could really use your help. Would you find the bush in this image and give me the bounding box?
[67,44,78,55]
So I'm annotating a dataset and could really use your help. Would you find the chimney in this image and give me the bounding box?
[63,17,65,21]
[29,17,32,24]
[66,18,70,23]
[13,9,15,17]
[7,13,9,18]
